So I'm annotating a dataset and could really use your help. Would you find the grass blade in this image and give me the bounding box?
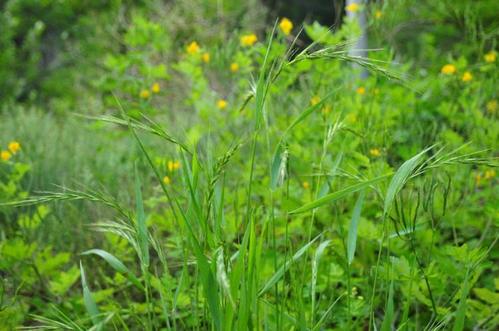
[80,261,101,329]
[134,163,149,268]
[347,190,366,265]
[380,280,394,331]
[290,174,390,214]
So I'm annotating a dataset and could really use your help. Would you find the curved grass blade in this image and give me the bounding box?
[290,174,391,214]
[80,262,101,329]
[134,163,149,268]
[81,249,144,290]
[347,190,366,265]
[258,235,320,296]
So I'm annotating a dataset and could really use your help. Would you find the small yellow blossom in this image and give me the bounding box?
[186,41,200,55]
[369,148,381,157]
[475,173,482,186]
[230,62,239,73]
[202,52,210,63]
[461,71,472,82]
[152,82,160,93]
[162,176,171,185]
[217,99,228,110]
[484,51,496,63]
[140,89,150,99]
[1,150,11,161]
[484,169,496,180]
[8,141,21,154]
[441,64,456,75]
[346,3,360,13]
[356,87,366,95]
[240,33,258,47]
[375,10,382,19]
[322,105,332,115]
[310,95,321,106]
[302,181,310,189]
[168,160,181,172]
[279,17,293,36]
[486,100,497,113]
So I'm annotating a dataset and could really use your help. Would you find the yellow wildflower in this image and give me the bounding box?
[240,33,258,47]
[279,17,293,36]
[375,10,382,19]
[441,64,456,75]
[369,148,381,157]
[356,87,366,95]
[486,100,497,113]
[346,3,360,13]
[484,169,496,180]
[217,99,228,110]
[310,95,321,106]
[202,52,210,63]
[1,150,11,161]
[168,160,181,172]
[230,62,239,73]
[186,41,200,55]
[322,105,332,115]
[461,71,472,82]
[302,181,310,189]
[8,141,21,154]
[162,176,171,185]
[484,51,496,63]
[475,173,482,186]
[152,82,160,93]
[140,89,150,99]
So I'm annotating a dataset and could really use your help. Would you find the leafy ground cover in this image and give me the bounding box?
[0,1,498,330]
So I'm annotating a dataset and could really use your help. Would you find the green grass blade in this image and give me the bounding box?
[347,190,366,265]
[380,281,394,331]
[259,235,320,296]
[134,163,149,268]
[452,268,471,331]
[311,240,331,322]
[79,261,101,328]
[383,146,433,218]
[81,249,144,290]
[290,174,391,214]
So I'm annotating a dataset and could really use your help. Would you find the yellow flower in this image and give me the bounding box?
[475,173,482,186]
[186,41,200,55]
[202,52,210,63]
[279,17,293,36]
[152,82,160,93]
[486,100,497,113]
[369,148,381,157]
[461,71,472,82]
[240,33,258,47]
[322,105,332,115]
[230,62,239,73]
[356,87,366,95]
[346,3,360,13]
[484,169,496,180]
[8,141,21,154]
[140,89,150,99]
[1,150,11,161]
[168,160,181,172]
[162,176,171,185]
[310,95,321,106]
[484,51,496,63]
[441,64,456,75]
[375,10,382,19]
[302,181,310,189]
[217,99,228,110]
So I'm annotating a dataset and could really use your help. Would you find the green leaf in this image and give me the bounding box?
[290,174,390,214]
[81,249,144,290]
[347,190,365,265]
[380,281,394,331]
[453,268,471,331]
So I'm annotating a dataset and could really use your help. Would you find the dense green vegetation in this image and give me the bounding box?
[1,1,497,330]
